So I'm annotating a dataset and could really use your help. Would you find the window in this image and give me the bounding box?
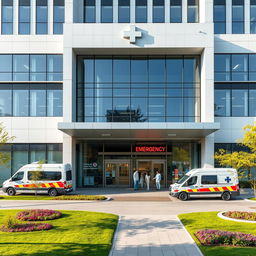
[30,55,47,81]
[185,176,197,186]
[214,0,226,34]
[30,87,47,117]
[47,88,63,116]
[12,172,24,181]
[232,54,248,81]
[251,0,256,33]
[215,54,231,81]
[136,0,147,23]
[214,89,231,117]
[28,171,62,181]
[66,170,72,181]
[36,0,48,34]
[53,0,64,34]
[47,55,63,81]
[84,0,96,23]
[170,0,182,23]
[187,0,199,23]
[0,86,12,116]
[232,89,248,116]
[2,0,13,34]
[0,55,12,81]
[232,0,244,34]
[19,0,30,34]
[118,0,130,23]
[153,0,164,23]
[13,86,29,116]
[201,175,218,185]
[101,0,113,23]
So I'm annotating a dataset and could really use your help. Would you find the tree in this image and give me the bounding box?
[0,123,15,166]
[214,122,256,196]
[29,160,44,196]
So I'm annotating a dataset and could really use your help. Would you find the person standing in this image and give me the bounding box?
[133,170,139,190]
[139,172,144,189]
[145,171,150,191]
[153,170,161,190]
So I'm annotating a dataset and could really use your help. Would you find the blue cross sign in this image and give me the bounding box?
[225,176,231,183]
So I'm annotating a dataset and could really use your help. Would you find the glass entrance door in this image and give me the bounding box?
[137,160,166,187]
[105,160,130,187]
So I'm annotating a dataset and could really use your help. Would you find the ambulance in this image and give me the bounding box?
[169,168,240,201]
[2,163,73,196]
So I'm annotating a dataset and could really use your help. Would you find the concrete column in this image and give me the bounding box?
[245,0,250,34]
[131,0,135,23]
[201,135,215,168]
[148,0,152,23]
[13,0,18,34]
[31,0,36,34]
[182,0,187,23]
[48,0,53,34]
[65,0,73,24]
[96,0,101,23]
[200,0,213,24]
[165,0,170,23]
[226,0,232,34]
[113,0,118,23]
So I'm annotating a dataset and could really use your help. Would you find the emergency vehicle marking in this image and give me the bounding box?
[174,185,238,193]
[14,182,66,189]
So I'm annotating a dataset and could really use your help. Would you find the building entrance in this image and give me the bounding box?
[136,160,166,187]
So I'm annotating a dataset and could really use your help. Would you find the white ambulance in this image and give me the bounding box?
[169,168,240,201]
[2,163,73,196]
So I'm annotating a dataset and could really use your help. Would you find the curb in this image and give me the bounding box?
[176,216,204,256]
[244,198,256,202]
[217,211,256,223]
[108,215,121,256]
[106,197,113,201]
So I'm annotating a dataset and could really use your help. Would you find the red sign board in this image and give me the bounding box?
[135,146,166,153]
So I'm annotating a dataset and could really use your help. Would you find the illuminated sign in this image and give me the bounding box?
[135,146,166,153]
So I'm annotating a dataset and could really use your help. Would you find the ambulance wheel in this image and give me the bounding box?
[7,187,16,196]
[179,192,189,201]
[221,191,231,201]
[48,188,58,197]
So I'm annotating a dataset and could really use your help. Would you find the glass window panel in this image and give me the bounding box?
[214,1,226,22]
[184,58,198,83]
[166,58,183,82]
[36,0,48,22]
[153,0,164,23]
[131,98,148,120]
[148,58,165,82]
[232,89,248,116]
[30,144,46,163]
[232,0,244,33]
[30,90,46,116]
[0,55,12,72]
[13,90,29,116]
[113,58,130,82]
[167,88,182,97]
[131,88,148,97]
[0,90,12,116]
[19,23,30,34]
[249,54,256,71]
[149,88,165,97]
[13,55,29,72]
[214,22,226,34]
[214,89,231,117]
[2,0,13,35]
[30,55,46,72]
[118,0,130,23]
[12,145,29,173]
[47,144,62,163]
[170,0,182,23]
[131,57,148,82]
[2,23,13,34]
[83,59,94,83]
[184,98,195,116]
[113,97,130,110]
[95,97,112,116]
[232,54,248,81]
[84,0,96,23]
[101,0,113,23]
[167,98,183,116]
[95,58,112,83]
[188,0,199,23]
[232,22,244,33]
[47,90,62,116]
[251,1,256,32]
[148,116,165,122]
[251,21,256,34]
[53,0,64,22]
[47,55,63,81]
[19,0,30,22]
[84,97,94,117]
[113,88,130,97]
[95,88,112,97]
[36,22,48,34]
[136,0,147,23]
[249,89,256,116]
[148,98,165,116]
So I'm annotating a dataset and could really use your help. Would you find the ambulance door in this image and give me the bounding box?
[182,175,198,192]
[11,171,25,192]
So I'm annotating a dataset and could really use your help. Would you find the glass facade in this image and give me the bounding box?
[170,0,182,23]
[0,54,63,82]
[36,0,48,34]
[2,0,13,35]
[153,0,165,23]
[188,0,199,23]
[251,0,256,33]
[76,141,200,188]
[136,0,147,23]
[84,0,96,23]
[232,0,244,34]
[53,0,64,34]
[118,0,130,23]
[19,0,30,35]
[101,0,113,23]
[0,144,62,184]
[77,56,200,123]
[214,0,226,34]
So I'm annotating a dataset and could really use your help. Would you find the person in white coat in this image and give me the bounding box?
[153,171,161,190]
[145,171,150,191]
[133,170,139,190]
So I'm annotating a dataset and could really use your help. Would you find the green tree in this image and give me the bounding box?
[214,123,256,196]
[0,123,15,167]
[29,160,44,196]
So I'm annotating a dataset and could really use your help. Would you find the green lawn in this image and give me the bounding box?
[0,210,118,256]
[0,195,107,200]
[249,198,256,201]
[178,212,256,256]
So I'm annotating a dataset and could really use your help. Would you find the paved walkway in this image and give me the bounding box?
[110,215,202,256]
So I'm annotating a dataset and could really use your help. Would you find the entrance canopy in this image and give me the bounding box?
[58,122,220,140]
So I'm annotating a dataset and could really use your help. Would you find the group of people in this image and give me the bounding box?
[133,170,161,191]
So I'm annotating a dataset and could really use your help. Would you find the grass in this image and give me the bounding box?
[0,209,118,256]
[178,212,256,256]
[248,198,256,201]
[0,195,107,200]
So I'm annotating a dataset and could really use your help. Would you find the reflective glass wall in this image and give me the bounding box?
[77,56,201,123]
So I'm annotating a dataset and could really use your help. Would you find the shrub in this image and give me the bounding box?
[3,216,19,229]
[16,209,62,221]
[223,211,256,221]
[195,229,256,247]
[239,180,251,188]
[1,222,53,232]
[53,195,107,200]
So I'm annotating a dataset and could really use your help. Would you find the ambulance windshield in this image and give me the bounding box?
[177,175,189,184]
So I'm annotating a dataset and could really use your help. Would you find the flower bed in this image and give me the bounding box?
[223,211,256,221]
[195,229,256,247]
[16,209,62,221]
[1,222,53,232]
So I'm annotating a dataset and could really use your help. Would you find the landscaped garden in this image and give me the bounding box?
[0,209,118,256]
[179,212,256,256]
[0,195,107,200]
